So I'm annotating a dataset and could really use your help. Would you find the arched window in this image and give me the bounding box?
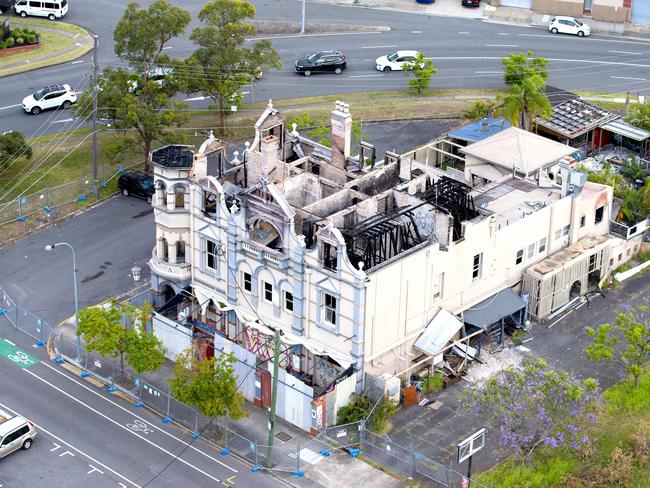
[159,238,169,262]
[249,218,282,251]
[174,186,185,209]
[176,241,186,263]
[155,181,166,205]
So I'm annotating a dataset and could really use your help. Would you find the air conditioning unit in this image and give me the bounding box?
[379,373,401,403]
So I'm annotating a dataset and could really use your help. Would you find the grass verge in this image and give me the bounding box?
[0,16,92,77]
[477,365,650,488]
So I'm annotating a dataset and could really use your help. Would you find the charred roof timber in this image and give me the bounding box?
[151,145,194,168]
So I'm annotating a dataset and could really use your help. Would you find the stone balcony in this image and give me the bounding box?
[149,247,191,281]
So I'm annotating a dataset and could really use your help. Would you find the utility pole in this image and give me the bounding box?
[266,329,281,468]
[92,34,99,200]
[300,0,306,34]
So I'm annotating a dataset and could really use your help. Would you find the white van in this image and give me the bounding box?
[14,0,68,21]
[0,409,37,459]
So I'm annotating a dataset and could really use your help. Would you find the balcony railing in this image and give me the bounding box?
[150,247,191,280]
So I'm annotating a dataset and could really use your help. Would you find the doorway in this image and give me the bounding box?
[569,280,582,299]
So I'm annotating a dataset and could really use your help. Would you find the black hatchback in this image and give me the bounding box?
[117,171,154,203]
[294,51,347,77]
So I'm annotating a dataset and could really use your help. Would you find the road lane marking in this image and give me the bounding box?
[71,60,84,64]
[50,442,61,452]
[0,104,20,111]
[246,31,382,41]
[609,50,643,55]
[458,31,470,34]
[183,96,209,101]
[361,45,397,49]
[518,32,650,45]
[485,44,519,47]
[474,71,502,74]
[349,74,384,78]
[4,339,14,346]
[59,450,75,457]
[87,465,104,475]
[52,118,75,124]
[611,76,647,81]
[38,362,238,473]
[411,30,422,34]
[498,33,510,36]
[0,401,141,488]
[162,46,173,50]
[422,56,650,69]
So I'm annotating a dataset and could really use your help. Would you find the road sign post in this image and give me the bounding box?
[457,427,486,488]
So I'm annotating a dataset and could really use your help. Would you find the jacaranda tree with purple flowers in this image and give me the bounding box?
[585,305,650,387]
[464,357,602,459]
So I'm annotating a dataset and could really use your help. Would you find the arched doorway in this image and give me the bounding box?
[160,284,175,306]
[569,280,582,300]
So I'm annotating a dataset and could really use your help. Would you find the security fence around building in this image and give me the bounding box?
[0,287,489,487]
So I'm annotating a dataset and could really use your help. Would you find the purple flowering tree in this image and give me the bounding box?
[464,357,601,459]
[585,306,649,387]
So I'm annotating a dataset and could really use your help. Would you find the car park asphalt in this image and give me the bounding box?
[1,0,650,137]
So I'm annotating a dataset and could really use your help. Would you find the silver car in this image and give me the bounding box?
[0,409,37,459]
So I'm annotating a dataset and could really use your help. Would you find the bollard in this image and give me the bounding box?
[296,443,301,474]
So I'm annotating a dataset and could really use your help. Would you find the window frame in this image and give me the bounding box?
[515,249,524,265]
[526,243,535,260]
[538,237,547,254]
[205,239,217,271]
[322,292,337,327]
[283,290,294,312]
[595,206,604,224]
[242,271,252,292]
[472,253,482,280]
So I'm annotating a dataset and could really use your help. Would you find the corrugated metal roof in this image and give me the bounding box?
[413,308,464,356]
[600,119,650,142]
[449,117,511,143]
[463,288,526,330]
[536,98,615,139]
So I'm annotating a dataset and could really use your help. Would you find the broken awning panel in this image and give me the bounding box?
[463,288,526,330]
[413,308,464,356]
[600,119,650,142]
[193,285,233,314]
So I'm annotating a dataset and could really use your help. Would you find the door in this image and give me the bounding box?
[28,0,41,15]
[583,0,592,12]
[0,429,22,457]
[313,57,329,72]
[498,0,532,8]
[260,370,272,408]
[42,91,63,109]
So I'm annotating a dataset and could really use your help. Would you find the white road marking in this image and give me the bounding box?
[518,32,650,45]
[349,74,384,78]
[41,361,238,473]
[0,401,142,488]
[4,339,15,346]
[71,60,84,65]
[59,450,75,457]
[423,56,650,70]
[50,442,61,452]
[162,46,173,50]
[485,44,519,47]
[52,118,75,124]
[87,465,104,475]
[247,31,382,41]
[241,91,250,95]
[75,42,83,47]
[0,104,21,111]
[474,71,501,74]
[498,33,510,36]
[23,368,226,482]
[361,45,397,49]
[183,96,209,101]
[364,58,373,61]
[411,30,422,34]
[611,76,647,81]
[609,50,643,55]
[458,31,470,34]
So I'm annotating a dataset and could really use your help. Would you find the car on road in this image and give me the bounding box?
[375,50,422,72]
[14,0,68,20]
[118,171,154,204]
[22,84,77,115]
[462,0,480,7]
[548,16,590,37]
[294,51,347,77]
[0,409,37,459]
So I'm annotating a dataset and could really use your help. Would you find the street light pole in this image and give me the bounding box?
[92,34,99,200]
[300,0,306,34]
[45,242,81,362]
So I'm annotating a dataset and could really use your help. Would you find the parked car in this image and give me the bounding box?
[548,16,590,37]
[117,171,154,203]
[462,0,480,7]
[127,67,173,95]
[0,0,16,15]
[415,0,434,4]
[22,84,76,115]
[294,51,347,77]
[14,0,68,20]
[0,409,37,459]
[375,50,422,72]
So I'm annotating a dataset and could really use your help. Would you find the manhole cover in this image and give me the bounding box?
[275,431,293,442]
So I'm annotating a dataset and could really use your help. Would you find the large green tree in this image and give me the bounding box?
[502,51,549,87]
[168,349,246,420]
[500,75,552,131]
[77,300,165,374]
[586,306,650,387]
[0,131,32,169]
[74,0,191,173]
[180,0,281,134]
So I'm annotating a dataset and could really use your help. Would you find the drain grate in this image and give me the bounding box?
[275,431,293,442]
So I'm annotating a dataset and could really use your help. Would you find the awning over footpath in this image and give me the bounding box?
[413,308,464,356]
[600,119,650,142]
[462,288,526,330]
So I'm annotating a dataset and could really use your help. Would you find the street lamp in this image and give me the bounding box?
[130,264,142,282]
[45,242,81,362]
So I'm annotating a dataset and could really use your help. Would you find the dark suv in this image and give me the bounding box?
[294,51,347,77]
[117,171,154,203]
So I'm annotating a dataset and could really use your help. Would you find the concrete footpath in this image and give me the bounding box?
[51,321,403,488]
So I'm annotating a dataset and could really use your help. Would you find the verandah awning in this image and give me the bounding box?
[462,288,526,330]
[413,308,464,356]
[600,119,650,142]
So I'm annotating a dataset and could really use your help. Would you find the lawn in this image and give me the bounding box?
[477,366,650,488]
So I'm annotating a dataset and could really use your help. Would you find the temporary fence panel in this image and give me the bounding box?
[141,382,172,418]
[362,430,414,478]
[214,334,257,402]
[169,397,199,433]
[152,312,192,361]
[414,453,451,487]
[272,367,313,432]
[322,421,362,449]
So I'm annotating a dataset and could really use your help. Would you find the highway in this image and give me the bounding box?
[1,0,650,137]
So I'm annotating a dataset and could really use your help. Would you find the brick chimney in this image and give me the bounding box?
[330,101,352,170]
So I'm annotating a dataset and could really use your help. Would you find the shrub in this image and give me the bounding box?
[5,37,14,48]
[14,37,24,45]
[637,251,650,263]
[512,328,526,345]
[336,393,397,434]
[26,35,36,45]
[422,372,445,394]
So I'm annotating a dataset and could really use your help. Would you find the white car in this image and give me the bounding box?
[14,0,68,21]
[548,16,590,37]
[22,84,77,115]
[375,50,422,72]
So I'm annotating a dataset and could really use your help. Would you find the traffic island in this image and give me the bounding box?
[0,16,93,77]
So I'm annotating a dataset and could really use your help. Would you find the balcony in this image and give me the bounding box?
[149,247,191,281]
[241,239,287,267]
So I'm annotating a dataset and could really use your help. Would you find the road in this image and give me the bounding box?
[1,0,650,137]
[0,316,281,487]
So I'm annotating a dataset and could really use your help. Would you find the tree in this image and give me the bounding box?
[74,0,191,173]
[462,100,497,121]
[403,52,437,94]
[0,131,32,169]
[499,75,552,131]
[502,51,549,87]
[577,162,623,194]
[336,393,397,434]
[168,349,246,420]
[586,306,650,387]
[464,357,602,459]
[77,299,165,374]
[626,99,650,131]
[180,0,281,134]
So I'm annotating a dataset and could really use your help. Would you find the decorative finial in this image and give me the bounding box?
[291,123,299,137]
[267,99,273,109]
[358,261,365,271]
[230,200,239,214]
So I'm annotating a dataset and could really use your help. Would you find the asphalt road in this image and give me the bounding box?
[2,0,650,137]
[0,318,281,488]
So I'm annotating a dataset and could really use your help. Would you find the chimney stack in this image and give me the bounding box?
[330,101,352,170]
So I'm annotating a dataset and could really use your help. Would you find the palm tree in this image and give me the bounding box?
[499,75,552,132]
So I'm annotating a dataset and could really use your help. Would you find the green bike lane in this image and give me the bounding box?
[0,319,284,488]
